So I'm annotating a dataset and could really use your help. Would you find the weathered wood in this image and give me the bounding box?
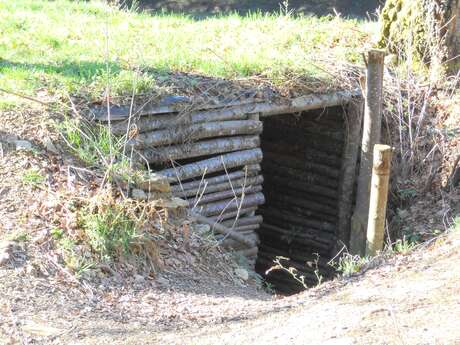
[232,224,260,232]
[139,135,260,163]
[366,145,392,256]
[264,189,337,216]
[261,201,337,223]
[174,175,264,198]
[209,207,258,222]
[110,106,249,135]
[171,166,260,193]
[128,120,262,148]
[258,207,336,233]
[263,175,337,203]
[158,148,263,182]
[262,141,341,169]
[263,151,340,179]
[351,49,385,256]
[259,223,334,250]
[262,161,338,189]
[198,192,265,217]
[93,96,259,122]
[221,239,258,251]
[336,100,364,249]
[190,184,263,206]
[257,91,360,117]
[94,91,359,122]
[191,212,256,247]
[236,247,258,257]
[222,215,263,228]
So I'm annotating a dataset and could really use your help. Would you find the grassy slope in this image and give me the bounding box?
[0,0,374,108]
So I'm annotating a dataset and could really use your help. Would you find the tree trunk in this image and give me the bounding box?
[379,0,460,73]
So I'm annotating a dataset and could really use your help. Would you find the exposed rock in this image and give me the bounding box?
[14,140,33,151]
[234,268,249,281]
[132,188,148,200]
[0,240,20,266]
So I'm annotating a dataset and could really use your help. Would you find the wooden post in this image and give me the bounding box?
[336,99,364,250]
[366,144,392,256]
[350,49,385,256]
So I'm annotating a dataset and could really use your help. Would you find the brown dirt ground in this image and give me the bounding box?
[2,230,460,344]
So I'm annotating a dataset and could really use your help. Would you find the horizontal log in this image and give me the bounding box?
[94,90,359,122]
[198,192,265,217]
[264,117,345,141]
[263,194,337,218]
[209,207,257,222]
[110,106,250,135]
[93,96,260,121]
[263,175,337,204]
[128,120,262,149]
[139,135,260,163]
[261,141,341,169]
[260,200,338,223]
[158,148,263,182]
[257,91,360,117]
[222,215,263,228]
[259,221,335,244]
[262,160,338,189]
[191,212,256,247]
[190,184,263,206]
[221,238,258,250]
[171,165,261,193]
[262,151,340,179]
[259,220,336,244]
[233,224,260,232]
[236,247,258,257]
[263,124,343,156]
[259,207,336,233]
[258,226,333,251]
[264,187,338,211]
[175,175,264,199]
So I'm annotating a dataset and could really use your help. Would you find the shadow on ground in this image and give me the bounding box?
[130,0,383,18]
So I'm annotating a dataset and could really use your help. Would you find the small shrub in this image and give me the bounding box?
[450,217,460,233]
[332,254,370,277]
[80,202,138,262]
[393,236,417,255]
[57,235,95,278]
[59,118,122,167]
[21,168,45,187]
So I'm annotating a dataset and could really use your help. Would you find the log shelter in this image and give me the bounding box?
[94,90,363,294]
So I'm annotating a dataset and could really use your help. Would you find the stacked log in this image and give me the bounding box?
[110,108,266,264]
[256,109,345,294]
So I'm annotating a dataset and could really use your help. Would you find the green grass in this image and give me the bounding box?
[21,168,45,187]
[80,202,138,262]
[59,117,123,167]
[0,0,374,108]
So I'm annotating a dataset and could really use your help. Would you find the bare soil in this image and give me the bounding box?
[2,230,460,344]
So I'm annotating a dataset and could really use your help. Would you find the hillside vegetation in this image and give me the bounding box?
[0,0,374,108]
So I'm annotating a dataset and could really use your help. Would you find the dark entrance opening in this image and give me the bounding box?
[255,106,347,295]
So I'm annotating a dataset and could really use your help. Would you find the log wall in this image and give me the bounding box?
[255,106,358,295]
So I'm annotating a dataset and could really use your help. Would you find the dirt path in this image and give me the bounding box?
[156,234,460,345]
[47,233,459,345]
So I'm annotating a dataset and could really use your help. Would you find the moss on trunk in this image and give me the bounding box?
[378,0,459,73]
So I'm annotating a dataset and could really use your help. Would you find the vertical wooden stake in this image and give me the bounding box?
[350,49,385,255]
[366,144,392,256]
